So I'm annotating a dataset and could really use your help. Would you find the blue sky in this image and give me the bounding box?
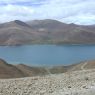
[0,0,95,25]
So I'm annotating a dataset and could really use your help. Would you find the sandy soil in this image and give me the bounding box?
[0,69,95,95]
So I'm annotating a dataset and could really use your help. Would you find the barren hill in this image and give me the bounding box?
[15,64,48,76]
[0,19,95,45]
[66,60,95,72]
[27,19,95,44]
[0,59,25,78]
[0,59,66,78]
[0,58,95,78]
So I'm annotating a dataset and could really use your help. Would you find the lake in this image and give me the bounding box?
[0,45,95,66]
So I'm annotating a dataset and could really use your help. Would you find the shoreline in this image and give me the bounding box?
[0,43,95,46]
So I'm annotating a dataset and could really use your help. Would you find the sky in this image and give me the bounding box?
[0,0,95,25]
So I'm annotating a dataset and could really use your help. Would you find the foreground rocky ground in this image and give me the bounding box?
[0,69,95,95]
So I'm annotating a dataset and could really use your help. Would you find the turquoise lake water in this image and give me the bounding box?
[0,45,95,66]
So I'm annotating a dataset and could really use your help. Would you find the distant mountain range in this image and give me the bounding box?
[0,59,95,78]
[0,19,95,45]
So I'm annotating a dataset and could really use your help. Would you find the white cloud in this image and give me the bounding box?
[62,14,95,25]
[0,4,34,22]
[0,0,95,25]
[0,0,46,4]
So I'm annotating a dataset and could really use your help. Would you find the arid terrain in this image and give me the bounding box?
[0,19,95,45]
[0,64,95,95]
[0,59,95,94]
[0,59,67,78]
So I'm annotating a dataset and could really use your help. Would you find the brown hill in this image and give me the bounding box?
[27,19,95,44]
[15,64,67,76]
[66,60,95,72]
[0,19,95,45]
[0,59,25,78]
[0,58,95,78]
[15,60,95,76]
[81,60,95,69]
[0,58,67,78]
[15,64,48,76]
[0,20,42,45]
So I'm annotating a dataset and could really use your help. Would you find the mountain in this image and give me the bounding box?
[0,19,95,45]
[27,19,95,44]
[0,20,41,45]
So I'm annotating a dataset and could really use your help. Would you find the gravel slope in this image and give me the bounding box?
[0,69,95,95]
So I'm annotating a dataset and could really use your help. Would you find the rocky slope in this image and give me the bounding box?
[0,68,95,95]
[0,19,95,45]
